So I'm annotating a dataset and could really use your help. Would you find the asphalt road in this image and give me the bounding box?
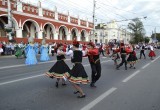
[0,50,160,110]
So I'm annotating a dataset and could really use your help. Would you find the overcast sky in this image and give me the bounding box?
[24,0,160,36]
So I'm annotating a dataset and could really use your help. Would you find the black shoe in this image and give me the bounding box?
[77,95,86,98]
[125,67,127,70]
[90,83,96,88]
[116,66,119,70]
[133,67,136,69]
[55,82,58,88]
[74,91,80,94]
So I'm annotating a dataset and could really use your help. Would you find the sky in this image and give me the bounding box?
[23,0,160,36]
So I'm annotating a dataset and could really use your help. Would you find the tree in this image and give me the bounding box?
[128,18,146,44]
[144,37,150,43]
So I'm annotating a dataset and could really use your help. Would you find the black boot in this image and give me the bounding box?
[90,82,96,88]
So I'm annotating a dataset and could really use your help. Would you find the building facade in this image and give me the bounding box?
[95,21,132,44]
[0,0,93,43]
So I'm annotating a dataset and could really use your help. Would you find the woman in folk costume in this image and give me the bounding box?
[111,45,120,66]
[64,40,89,98]
[46,43,70,88]
[40,38,50,62]
[148,44,156,60]
[105,44,110,57]
[25,37,38,65]
[127,45,138,69]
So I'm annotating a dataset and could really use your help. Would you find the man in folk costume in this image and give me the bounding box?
[64,40,89,98]
[86,42,101,87]
[139,44,146,59]
[116,43,128,70]
[148,44,156,60]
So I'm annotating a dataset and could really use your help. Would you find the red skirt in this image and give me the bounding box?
[149,50,156,57]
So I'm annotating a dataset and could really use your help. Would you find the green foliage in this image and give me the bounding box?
[144,37,150,43]
[128,18,145,44]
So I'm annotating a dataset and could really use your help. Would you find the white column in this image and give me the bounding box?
[17,0,23,12]
[38,1,43,16]
[16,28,22,38]
[86,32,89,41]
[77,31,81,41]
[54,32,58,40]
[38,31,43,39]
[67,34,71,40]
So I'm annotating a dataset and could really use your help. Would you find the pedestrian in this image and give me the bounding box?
[99,44,105,56]
[0,42,3,55]
[87,42,101,87]
[139,44,146,59]
[46,43,70,88]
[25,37,38,65]
[64,40,89,98]
[116,43,128,70]
[148,44,156,60]
[40,38,50,62]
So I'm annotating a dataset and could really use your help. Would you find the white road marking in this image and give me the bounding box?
[141,63,150,69]
[122,70,140,82]
[81,87,117,110]
[0,74,44,86]
[0,59,70,70]
[0,60,111,86]
[151,55,160,63]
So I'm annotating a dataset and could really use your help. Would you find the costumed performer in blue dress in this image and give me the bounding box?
[40,38,50,62]
[25,37,38,65]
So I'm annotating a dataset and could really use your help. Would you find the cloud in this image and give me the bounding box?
[24,0,160,36]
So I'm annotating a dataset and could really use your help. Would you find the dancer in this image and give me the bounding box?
[87,42,101,87]
[64,40,89,98]
[46,43,70,88]
[127,46,138,69]
[25,37,38,65]
[116,43,128,70]
[40,39,50,62]
[139,44,146,59]
[148,44,156,60]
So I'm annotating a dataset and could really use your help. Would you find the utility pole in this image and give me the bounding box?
[6,0,13,41]
[154,27,157,43]
[92,0,96,43]
[7,0,12,28]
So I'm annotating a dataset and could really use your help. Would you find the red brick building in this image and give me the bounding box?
[0,0,93,43]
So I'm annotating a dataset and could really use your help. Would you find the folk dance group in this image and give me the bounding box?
[110,43,156,70]
[23,37,156,98]
[46,40,101,98]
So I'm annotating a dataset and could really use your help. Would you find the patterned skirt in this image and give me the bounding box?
[46,60,70,79]
[127,54,138,64]
[148,50,156,57]
[64,63,90,84]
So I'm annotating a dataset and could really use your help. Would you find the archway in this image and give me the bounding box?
[43,23,55,39]
[0,15,18,37]
[22,19,39,38]
[59,26,68,40]
[81,30,86,41]
[71,28,78,40]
